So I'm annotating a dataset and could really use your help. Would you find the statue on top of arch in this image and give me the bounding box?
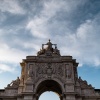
[37,39,60,56]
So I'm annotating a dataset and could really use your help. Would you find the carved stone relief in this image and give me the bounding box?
[65,85,74,92]
[5,89,18,96]
[28,63,35,78]
[35,63,64,78]
[6,77,20,88]
[56,63,64,77]
[82,89,95,96]
[65,64,72,79]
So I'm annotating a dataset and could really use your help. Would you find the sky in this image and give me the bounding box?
[0,0,100,97]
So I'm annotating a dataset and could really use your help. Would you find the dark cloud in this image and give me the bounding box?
[0,0,100,89]
[0,0,100,71]
[0,14,27,27]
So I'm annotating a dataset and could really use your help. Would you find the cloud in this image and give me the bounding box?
[0,38,28,74]
[27,18,50,38]
[0,13,6,22]
[26,0,86,38]
[0,0,100,90]
[76,15,100,64]
[0,0,25,14]
[0,0,100,75]
[57,13,100,67]
[0,42,29,63]
[0,63,15,73]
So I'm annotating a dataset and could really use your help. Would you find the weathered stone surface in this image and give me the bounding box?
[0,40,100,100]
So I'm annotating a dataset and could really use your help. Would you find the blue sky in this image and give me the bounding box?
[0,0,100,94]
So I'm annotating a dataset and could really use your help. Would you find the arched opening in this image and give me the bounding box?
[36,80,62,100]
[39,91,60,100]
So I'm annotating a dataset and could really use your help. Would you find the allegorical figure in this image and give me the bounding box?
[66,66,71,79]
[28,65,34,78]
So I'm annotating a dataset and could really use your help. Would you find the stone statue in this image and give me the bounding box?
[37,39,60,56]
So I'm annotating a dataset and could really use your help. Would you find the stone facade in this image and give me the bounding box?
[0,40,100,100]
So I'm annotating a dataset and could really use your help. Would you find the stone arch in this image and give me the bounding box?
[35,79,63,100]
[34,78,65,93]
[34,78,65,100]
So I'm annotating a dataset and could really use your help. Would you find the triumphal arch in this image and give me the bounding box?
[0,40,100,100]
